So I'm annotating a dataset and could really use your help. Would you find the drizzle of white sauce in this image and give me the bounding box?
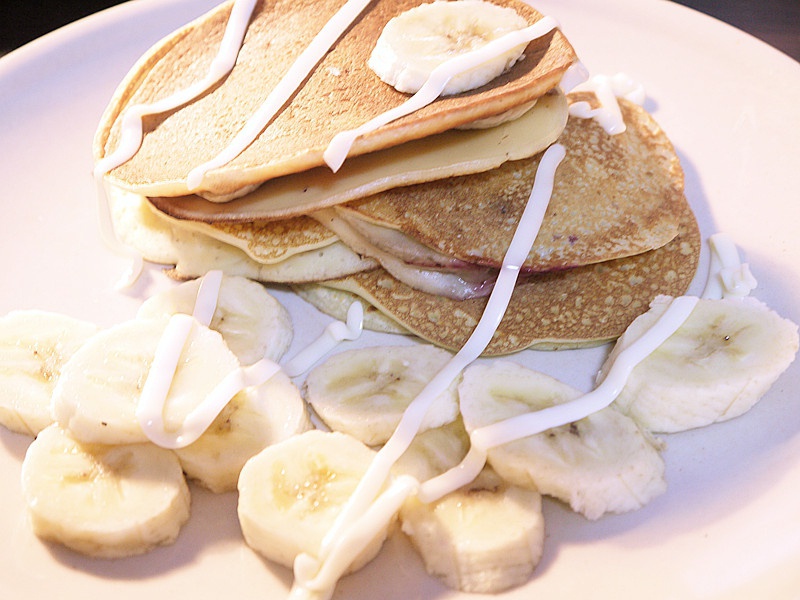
[136,270,281,449]
[283,302,365,378]
[323,16,561,173]
[186,0,376,191]
[559,60,590,93]
[568,72,646,134]
[702,232,757,299]
[289,143,567,598]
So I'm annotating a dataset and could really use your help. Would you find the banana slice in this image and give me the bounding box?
[0,310,98,436]
[458,361,666,520]
[599,295,799,433]
[175,370,312,493]
[52,316,240,445]
[237,430,389,572]
[138,274,293,365]
[400,467,544,594]
[369,0,529,95]
[20,424,190,558]
[303,345,459,445]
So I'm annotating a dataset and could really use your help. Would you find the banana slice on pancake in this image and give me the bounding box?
[94,0,577,199]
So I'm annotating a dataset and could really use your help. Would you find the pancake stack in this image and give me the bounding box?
[95,0,699,355]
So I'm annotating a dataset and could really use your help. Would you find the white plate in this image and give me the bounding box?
[1,1,799,598]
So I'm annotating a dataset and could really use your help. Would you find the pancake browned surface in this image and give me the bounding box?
[94,0,577,198]
[340,95,684,272]
[311,197,700,356]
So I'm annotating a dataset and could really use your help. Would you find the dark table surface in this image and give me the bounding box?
[1,0,799,61]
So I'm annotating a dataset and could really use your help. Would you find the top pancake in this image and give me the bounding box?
[94,0,577,198]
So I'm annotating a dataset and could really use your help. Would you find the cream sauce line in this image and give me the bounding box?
[289,143,567,597]
[702,232,757,299]
[418,295,699,503]
[187,0,376,190]
[568,72,645,134]
[323,16,560,172]
[282,301,364,378]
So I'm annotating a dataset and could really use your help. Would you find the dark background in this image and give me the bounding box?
[1,0,798,60]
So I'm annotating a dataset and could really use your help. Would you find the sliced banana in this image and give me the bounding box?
[303,345,459,445]
[400,467,544,594]
[20,424,190,558]
[138,274,293,365]
[237,430,389,572]
[369,0,529,96]
[0,310,98,436]
[599,295,799,433]
[52,316,240,445]
[458,361,666,520]
[175,370,312,493]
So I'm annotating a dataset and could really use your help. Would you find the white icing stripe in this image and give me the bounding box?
[192,269,224,325]
[186,0,375,190]
[568,72,645,135]
[94,177,144,288]
[702,233,757,299]
[418,295,699,503]
[94,0,257,179]
[323,16,560,172]
[290,143,567,597]
[282,302,364,377]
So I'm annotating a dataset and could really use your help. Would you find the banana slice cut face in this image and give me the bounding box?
[237,430,389,572]
[175,370,312,493]
[400,466,544,594]
[21,425,190,558]
[458,361,667,520]
[600,295,799,433]
[303,344,459,445]
[369,0,530,95]
[0,310,98,436]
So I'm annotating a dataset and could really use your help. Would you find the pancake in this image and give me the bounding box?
[94,0,577,199]
[148,90,569,222]
[335,94,684,274]
[301,196,700,356]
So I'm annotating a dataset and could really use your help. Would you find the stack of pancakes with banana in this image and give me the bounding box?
[95,0,699,356]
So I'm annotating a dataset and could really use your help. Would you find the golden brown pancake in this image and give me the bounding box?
[94,0,577,198]
[338,95,684,273]
[303,196,700,356]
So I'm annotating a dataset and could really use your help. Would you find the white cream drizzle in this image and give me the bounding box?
[289,142,566,598]
[568,72,645,134]
[323,16,560,173]
[136,270,281,449]
[559,60,590,94]
[283,302,365,378]
[702,232,757,299]
[186,0,376,190]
